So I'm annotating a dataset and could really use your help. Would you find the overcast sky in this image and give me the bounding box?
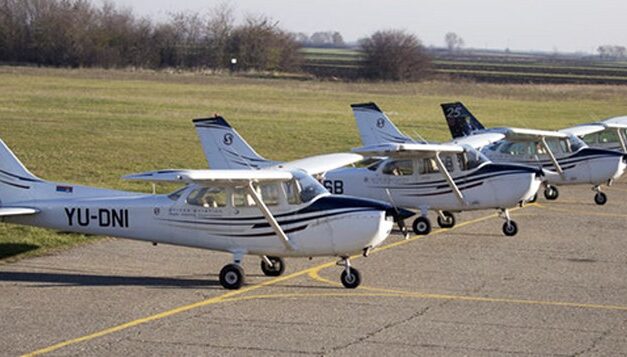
[109,0,626,53]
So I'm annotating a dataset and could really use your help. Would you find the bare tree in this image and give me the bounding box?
[598,45,626,60]
[445,32,464,52]
[205,2,234,68]
[360,30,431,81]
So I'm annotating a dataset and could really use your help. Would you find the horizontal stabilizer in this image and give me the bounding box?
[124,169,293,185]
[353,143,463,158]
[0,207,39,217]
[273,153,364,175]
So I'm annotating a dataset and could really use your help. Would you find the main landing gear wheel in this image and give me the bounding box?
[412,216,432,235]
[437,211,456,229]
[502,221,518,236]
[594,192,607,205]
[219,264,245,290]
[544,185,559,200]
[260,256,285,277]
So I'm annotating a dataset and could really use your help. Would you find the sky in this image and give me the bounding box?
[108,0,626,53]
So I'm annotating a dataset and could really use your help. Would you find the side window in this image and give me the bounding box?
[186,187,227,208]
[419,158,439,174]
[599,130,619,143]
[582,134,597,145]
[382,160,414,176]
[457,153,468,171]
[259,183,280,206]
[546,139,562,154]
[443,155,454,172]
[233,188,256,207]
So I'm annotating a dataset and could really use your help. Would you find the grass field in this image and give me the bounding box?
[1,66,627,260]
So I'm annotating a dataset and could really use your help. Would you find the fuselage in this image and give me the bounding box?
[4,181,395,258]
[323,155,542,212]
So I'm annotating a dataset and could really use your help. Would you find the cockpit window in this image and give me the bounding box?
[459,145,489,170]
[382,160,414,176]
[293,171,328,203]
[259,183,280,206]
[366,159,383,171]
[186,187,227,208]
[568,134,587,152]
[167,186,187,201]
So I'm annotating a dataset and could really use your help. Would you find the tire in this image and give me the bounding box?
[594,192,607,206]
[502,221,518,237]
[528,193,538,203]
[260,256,285,277]
[544,185,559,200]
[412,216,432,235]
[437,211,456,228]
[219,264,245,290]
[340,268,361,289]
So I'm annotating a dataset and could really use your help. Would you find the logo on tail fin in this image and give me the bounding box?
[376,118,385,128]
[223,133,233,145]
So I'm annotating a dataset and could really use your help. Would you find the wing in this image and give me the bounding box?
[447,132,506,149]
[503,127,568,141]
[559,124,606,137]
[123,169,293,185]
[0,207,39,217]
[272,153,364,175]
[352,142,463,158]
[602,116,627,126]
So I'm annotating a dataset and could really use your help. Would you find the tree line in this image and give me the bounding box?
[0,0,432,80]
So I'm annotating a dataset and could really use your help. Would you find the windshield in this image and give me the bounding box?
[293,171,329,203]
[462,144,490,170]
[568,134,587,152]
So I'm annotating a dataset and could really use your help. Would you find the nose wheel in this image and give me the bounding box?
[544,185,559,200]
[499,209,518,237]
[593,186,607,205]
[338,257,361,289]
[436,211,456,228]
[412,216,432,235]
[261,256,285,276]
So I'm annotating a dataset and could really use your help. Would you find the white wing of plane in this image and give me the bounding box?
[0,207,40,217]
[124,169,293,185]
[448,132,506,149]
[352,142,467,204]
[504,128,569,141]
[559,124,606,137]
[353,143,463,157]
[603,116,627,126]
[272,153,364,175]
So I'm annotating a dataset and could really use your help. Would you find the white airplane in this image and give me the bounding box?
[193,111,542,237]
[441,102,627,205]
[0,138,411,289]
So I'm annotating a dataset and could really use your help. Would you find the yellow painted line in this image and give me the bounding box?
[535,203,627,218]
[220,289,627,313]
[22,207,518,356]
[23,261,336,357]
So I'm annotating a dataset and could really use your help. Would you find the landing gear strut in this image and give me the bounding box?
[593,186,607,205]
[338,256,361,289]
[544,184,559,200]
[499,208,518,237]
[436,211,456,228]
[397,219,410,239]
[412,216,431,235]
[260,256,285,277]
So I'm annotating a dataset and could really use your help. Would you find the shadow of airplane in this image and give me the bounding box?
[0,243,39,260]
[0,271,222,289]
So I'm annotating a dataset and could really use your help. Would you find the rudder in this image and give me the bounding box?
[351,102,414,146]
[440,102,485,138]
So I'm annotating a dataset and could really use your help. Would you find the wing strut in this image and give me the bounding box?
[540,137,564,178]
[246,181,296,251]
[433,153,465,205]
[616,128,627,153]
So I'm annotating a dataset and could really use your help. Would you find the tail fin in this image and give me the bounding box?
[193,116,273,169]
[351,102,414,146]
[440,102,485,138]
[0,139,42,203]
